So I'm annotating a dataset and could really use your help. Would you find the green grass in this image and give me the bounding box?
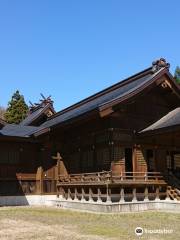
[0,206,179,240]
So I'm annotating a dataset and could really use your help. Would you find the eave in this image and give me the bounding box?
[137,124,180,138]
[99,68,180,114]
[0,135,38,143]
[33,109,99,138]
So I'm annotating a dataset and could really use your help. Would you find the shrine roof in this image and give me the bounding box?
[20,102,55,126]
[1,58,178,138]
[0,124,39,137]
[140,107,180,133]
[41,64,171,129]
[20,94,56,126]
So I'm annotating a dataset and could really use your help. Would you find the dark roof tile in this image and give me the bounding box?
[140,108,180,133]
[41,67,164,128]
[0,124,39,137]
[21,103,55,126]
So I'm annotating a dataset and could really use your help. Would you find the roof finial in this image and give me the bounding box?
[152,58,170,72]
[29,94,54,113]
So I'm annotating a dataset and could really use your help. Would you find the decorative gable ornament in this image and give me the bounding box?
[152,58,170,72]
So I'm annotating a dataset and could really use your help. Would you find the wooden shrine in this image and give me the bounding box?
[0,59,180,203]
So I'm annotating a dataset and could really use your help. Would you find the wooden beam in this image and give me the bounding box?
[99,107,114,118]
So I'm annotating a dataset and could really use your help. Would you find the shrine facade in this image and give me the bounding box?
[0,58,180,206]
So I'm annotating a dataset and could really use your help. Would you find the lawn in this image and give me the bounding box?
[0,206,179,240]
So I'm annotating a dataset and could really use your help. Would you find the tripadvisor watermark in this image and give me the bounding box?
[135,227,173,236]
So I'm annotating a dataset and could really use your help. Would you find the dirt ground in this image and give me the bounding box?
[0,206,179,240]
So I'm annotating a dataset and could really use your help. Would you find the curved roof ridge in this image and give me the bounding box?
[47,67,153,121]
[40,67,168,129]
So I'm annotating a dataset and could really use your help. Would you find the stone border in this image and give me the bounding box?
[0,195,180,213]
[53,199,180,213]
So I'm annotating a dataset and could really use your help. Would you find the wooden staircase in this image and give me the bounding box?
[166,173,180,201]
[167,186,180,201]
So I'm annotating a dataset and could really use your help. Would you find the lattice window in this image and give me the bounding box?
[96,132,109,143]
[112,147,125,162]
[82,150,94,171]
[96,148,110,166]
[174,154,180,169]
[112,132,131,142]
[112,131,121,141]
[166,154,171,169]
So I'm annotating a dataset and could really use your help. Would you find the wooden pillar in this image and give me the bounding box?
[166,187,171,201]
[67,188,71,200]
[106,185,112,203]
[58,186,64,199]
[39,166,44,194]
[132,187,137,202]
[36,166,44,194]
[97,188,102,203]
[81,188,86,202]
[144,187,149,201]
[74,188,78,201]
[132,147,137,174]
[155,186,160,201]
[89,188,93,202]
[119,187,125,203]
[36,147,44,194]
[58,187,65,200]
[52,152,68,177]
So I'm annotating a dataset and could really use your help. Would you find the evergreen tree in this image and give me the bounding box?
[174,66,180,84]
[5,90,28,124]
[0,106,6,119]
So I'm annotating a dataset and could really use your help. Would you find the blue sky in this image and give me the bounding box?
[0,0,179,110]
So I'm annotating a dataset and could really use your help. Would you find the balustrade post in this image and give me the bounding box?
[144,187,149,201]
[97,188,102,203]
[106,186,112,203]
[98,173,101,181]
[119,187,125,203]
[89,188,94,202]
[132,188,137,202]
[81,188,86,202]
[74,188,78,201]
[67,188,71,201]
[59,187,65,200]
[166,187,171,201]
[120,172,123,181]
[155,186,160,201]
[81,175,84,182]
[144,172,148,181]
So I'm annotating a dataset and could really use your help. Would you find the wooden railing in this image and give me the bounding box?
[112,171,164,182]
[56,171,180,202]
[58,171,166,186]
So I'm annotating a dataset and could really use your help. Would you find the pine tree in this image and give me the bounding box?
[174,66,180,84]
[5,90,28,124]
[0,106,6,120]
